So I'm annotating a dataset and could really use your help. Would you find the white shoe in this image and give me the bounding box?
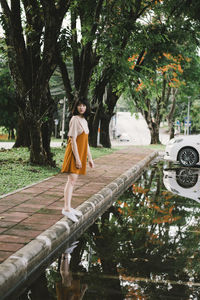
[70,207,82,217]
[65,241,79,254]
[62,209,79,222]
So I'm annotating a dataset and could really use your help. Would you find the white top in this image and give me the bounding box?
[68,115,89,138]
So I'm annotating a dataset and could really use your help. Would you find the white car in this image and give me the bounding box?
[163,168,200,203]
[164,135,200,167]
[119,133,130,142]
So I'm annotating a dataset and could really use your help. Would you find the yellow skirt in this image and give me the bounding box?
[61,132,88,175]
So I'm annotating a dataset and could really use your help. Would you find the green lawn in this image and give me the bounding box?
[0,146,118,196]
[136,144,165,151]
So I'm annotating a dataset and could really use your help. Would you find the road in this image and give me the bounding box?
[111,112,169,146]
[0,141,62,149]
[0,112,170,149]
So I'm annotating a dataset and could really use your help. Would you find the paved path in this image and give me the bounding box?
[0,146,155,264]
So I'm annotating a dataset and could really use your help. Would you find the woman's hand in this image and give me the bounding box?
[88,159,94,168]
[76,159,82,169]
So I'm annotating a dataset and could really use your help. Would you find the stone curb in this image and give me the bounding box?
[0,150,158,300]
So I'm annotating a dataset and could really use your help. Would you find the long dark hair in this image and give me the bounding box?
[72,97,91,119]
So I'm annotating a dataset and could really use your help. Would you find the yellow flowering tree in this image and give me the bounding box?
[127,51,189,143]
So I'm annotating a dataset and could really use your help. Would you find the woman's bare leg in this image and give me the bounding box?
[64,173,79,211]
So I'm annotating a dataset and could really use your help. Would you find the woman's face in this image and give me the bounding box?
[77,103,86,116]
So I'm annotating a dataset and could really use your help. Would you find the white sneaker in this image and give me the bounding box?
[62,209,79,222]
[70,207,82,217]
[65,241,79,254]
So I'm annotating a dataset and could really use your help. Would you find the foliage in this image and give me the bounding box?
[119,3,200,141]
[0,40,17,135]
[174,52,200,133]
[190,99,200,133]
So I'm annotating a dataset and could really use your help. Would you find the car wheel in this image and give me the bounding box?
[178,147,199,167]
[176,168,198,188]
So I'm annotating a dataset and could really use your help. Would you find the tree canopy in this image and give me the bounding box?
[0,0,200,163]
[0,0,71,165]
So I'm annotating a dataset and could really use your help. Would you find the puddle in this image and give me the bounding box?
[15,160,200,299]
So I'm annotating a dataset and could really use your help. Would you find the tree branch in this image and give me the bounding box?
[90,0,104,37]
[57,0,71,20]
[1,0,29,90]
[0,0,11,17]
[57,53,74,109]
[71,9,81,90]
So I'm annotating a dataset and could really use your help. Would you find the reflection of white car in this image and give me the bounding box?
[119,133,130,142]
[164,135,200,167]
[163,168,200,203]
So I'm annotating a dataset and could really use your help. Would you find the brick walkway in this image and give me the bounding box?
[0,146,154,264]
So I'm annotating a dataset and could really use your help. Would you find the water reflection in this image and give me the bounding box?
[56,241,88,300]
[163,167,200,203]
[18,161,200,300]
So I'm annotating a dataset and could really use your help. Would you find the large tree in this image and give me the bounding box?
[89,0,161,147]
[94,0,200,146]
[58,0,162,147]
[127,51,189,143]
[57,0,104,122]
[170,52,200,135]
[121,0,200,143]
[0,0,71,165]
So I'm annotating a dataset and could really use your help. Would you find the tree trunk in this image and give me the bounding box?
[41,120,54,164]
[88,105,101,147]
[41,89,55,164]
[149,121,160,144]
[100,115,112,148]
[142,99,161,144]
[89,121,99,147]
[99,85,119,148]
[29,122,45,165]
[29,120,54,166]
[8,129,15,140]
[168,118,175,140]
[166,88,178,140]
[13,117,31,148]
[26,88,56,165]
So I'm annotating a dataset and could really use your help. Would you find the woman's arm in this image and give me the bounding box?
[87,144,94,168]
[71,137,82,169]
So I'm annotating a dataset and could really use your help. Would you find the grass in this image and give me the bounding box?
[0,146,119,196]
[136,144,165,151]
[0,139,15,142]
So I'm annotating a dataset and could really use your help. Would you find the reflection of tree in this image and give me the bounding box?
[52,240,88,300]
[19,161,200,299]
[80,161,200,299]
[85,210,125,300]
[118,162,200,298]
[19,272,53,300]
[56,245,88,300]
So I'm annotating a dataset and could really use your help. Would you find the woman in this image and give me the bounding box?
[56,241,88,300]
[61,98,94,222]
